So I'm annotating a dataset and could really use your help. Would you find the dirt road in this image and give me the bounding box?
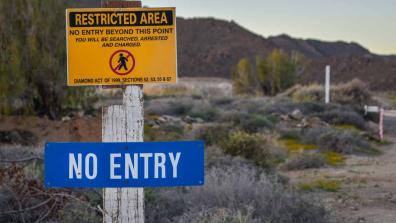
[283,117,396,223]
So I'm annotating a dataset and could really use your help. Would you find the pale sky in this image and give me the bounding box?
[145,0,396,55]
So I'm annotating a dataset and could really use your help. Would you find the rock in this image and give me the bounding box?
[183,116,204,124]
[156,116,167,123]
[77,111,85,118]
[289,109,303,120]
[62,116,71,122]
[161,115,182,123]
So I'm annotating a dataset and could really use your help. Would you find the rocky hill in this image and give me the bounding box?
[176,18,396,90]
[75,1,396,90]
[267,34,370,59]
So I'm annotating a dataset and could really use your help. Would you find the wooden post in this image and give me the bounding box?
[325,65,331,104]
[102,1,144,223]
[379,108,384,141]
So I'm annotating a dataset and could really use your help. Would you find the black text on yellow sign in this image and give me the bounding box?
[66,8,177,86]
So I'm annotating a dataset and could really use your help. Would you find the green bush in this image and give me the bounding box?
[231,58,259,95]
[221,131,271,167]
[232,50,304,96]
[197,125,231,146]
[231,113,275,133]
[187,104,219,122]
[0,0,96,118]
[144,123,184,141]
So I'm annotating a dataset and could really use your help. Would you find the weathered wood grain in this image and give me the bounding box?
[102,85,144,223]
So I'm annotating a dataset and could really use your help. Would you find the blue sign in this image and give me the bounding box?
[45,141,204,188]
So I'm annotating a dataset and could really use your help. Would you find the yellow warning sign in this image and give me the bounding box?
[66,8,177,86]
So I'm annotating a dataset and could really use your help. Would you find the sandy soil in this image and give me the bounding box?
[0,115,102,147]
[282,117,396,223]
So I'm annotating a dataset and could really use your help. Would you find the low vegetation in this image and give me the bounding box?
[0,0,97,118]
[286,79,377,109]
[281,152,326,170]
[0,56,384,221]
[221,131,274,167]
[299,178,342,192]
[146,158,329,223]
[302,126,378,155]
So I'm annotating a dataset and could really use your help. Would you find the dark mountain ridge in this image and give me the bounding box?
[74,0,396,90]
[176,17,396,90]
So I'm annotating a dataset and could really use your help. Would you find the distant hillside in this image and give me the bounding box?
[268,34,370,59]
[177,18,396,90]
[74,1,396,90]
[176,18,275,78]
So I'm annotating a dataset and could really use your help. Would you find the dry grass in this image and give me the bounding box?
[145,160,329,223]
[281,152,326,171]
[285,79,377,109]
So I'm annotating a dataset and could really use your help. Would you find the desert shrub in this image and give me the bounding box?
[187,103,219,122]
[276,125,302,140]
[159,122,184,134]
[286,84,324,102]
[146,97,218,121]
[196,125,231,146]
[315,109,367,130]
[0,147,101,222]
[281,152,326,170]
[145,162,329,223]
[210,97,234,107]
[144,85,189,98]
[145,97,194,116]
[302,126,376,155]
[144,122,184,141]
[175,207,255,223]
[57,201,102,223]
[221,131,272,167]
[263,99,325,117]
[227,112,275,133]
[228,97,270,114]
[264,101,297,115]
[0,164,69,222]
[334,79,373,107]
[287,79,376,109]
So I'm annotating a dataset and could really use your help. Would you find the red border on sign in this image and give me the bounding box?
[109,50,136,76]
